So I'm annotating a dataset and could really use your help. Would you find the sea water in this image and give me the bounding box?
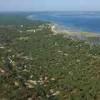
[28,11,100,33]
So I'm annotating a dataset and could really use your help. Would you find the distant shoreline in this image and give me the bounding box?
[27,14,100,44]
[26,15,100,37]
[27,12,100,34]
[51,23,100,38]
[50,23,100,44]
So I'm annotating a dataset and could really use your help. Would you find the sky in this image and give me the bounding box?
[0,0,100,12]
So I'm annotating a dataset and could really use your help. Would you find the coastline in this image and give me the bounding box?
[51,23,100,44]
[27,14,100,39]
[26,14,100,44]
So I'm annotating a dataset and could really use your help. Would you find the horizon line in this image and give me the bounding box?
[0,10,100,13]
